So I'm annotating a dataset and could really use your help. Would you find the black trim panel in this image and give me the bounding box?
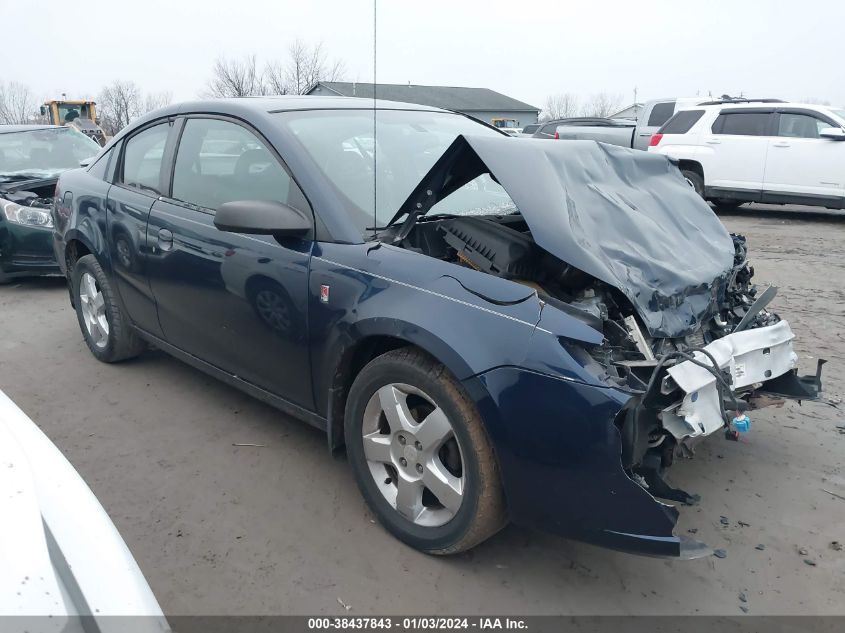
[760,190,845,209]
[704,186,762,203]
[705,186,845,209]
[133,328,328,433]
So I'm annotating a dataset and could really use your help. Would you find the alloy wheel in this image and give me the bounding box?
[361,383,465,527]
[79,272,109,349]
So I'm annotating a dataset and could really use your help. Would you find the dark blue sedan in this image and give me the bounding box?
[52,97,821,558]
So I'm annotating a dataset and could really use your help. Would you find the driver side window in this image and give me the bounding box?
[171,118,301,213]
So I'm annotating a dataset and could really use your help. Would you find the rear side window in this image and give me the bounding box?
[647,101,676,127]
[522,124,539,134]
[120,123,170,194]
[659,110,705,134]
[538,122,559,136]
[171,118,301,212]
[712,112,771,136]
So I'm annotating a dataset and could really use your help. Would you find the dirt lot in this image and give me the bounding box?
[2,205,844,616]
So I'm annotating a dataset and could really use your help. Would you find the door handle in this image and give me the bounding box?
[638,132,653,137]
[772,142,790,148]
[157,228,174,251]
[705,139,721,145]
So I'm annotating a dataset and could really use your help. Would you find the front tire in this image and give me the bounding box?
[345,348,507,554]
[72,254,145,362]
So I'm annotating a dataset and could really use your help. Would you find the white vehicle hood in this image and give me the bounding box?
[0,390,167,629]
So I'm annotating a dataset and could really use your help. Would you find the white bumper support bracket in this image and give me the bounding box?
[662,320,798,440]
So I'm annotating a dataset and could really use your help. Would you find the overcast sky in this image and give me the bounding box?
[4,0,844,109]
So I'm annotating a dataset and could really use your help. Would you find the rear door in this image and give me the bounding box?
[145,115,315,409]
[106,120,174,336]
[763,109,845,205]
[634,100,676,149]
[700,109,774,199]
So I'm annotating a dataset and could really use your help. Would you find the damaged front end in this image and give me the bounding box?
[382,134,823,556]
[602,235,825,508]
[0,181,60,282]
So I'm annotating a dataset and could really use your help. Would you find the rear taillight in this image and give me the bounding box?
[553,131,559,140]
[649,133,663,147]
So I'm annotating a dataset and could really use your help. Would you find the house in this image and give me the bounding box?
[306,82,540,129]
[610,102,644,120]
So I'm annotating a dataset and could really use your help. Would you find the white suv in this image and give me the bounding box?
[648,100,845,210]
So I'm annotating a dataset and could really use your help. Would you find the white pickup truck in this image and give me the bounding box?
[538,97,784,150]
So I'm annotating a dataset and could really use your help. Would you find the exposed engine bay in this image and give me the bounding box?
[1,183,57,211]
[387,212,825,504]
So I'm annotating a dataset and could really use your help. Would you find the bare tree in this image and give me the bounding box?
[97,80,172,136]
[265,40,346,96]
[97,80,141,136]
[205,55,267,98]
[0,81,38,125]
[263,60,289,96]
[205,43,346,99]
[541,93,580,121]
[143,91,173,113]
[581,92,624,118]
[803,96,832,106]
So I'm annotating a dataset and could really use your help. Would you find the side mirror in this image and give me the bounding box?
[214,200,312,236]
[79,156,95,168]
[819,127,845,140]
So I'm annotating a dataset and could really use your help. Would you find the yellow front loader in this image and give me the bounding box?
[41,100,108,146]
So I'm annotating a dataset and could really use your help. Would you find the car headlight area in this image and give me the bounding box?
[1,197,54,229]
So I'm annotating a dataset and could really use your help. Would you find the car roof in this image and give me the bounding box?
[105,95,481,158]
[153,95,450,118]
[0,124,62,134]
[689,101,832,112]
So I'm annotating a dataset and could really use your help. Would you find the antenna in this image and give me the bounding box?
[372,0,378,240]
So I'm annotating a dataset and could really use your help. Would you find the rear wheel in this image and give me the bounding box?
[72,254,145,362]
[345,348,507,554]
[681,170,705,199]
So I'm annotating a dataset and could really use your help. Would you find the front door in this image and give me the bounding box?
[145,116,315,410]
[763,110,845,204]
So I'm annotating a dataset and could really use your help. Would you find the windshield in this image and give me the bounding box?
[0,127,101,179]
[276,109,511,235]
[832,109,845,123]
[57,103,91,123]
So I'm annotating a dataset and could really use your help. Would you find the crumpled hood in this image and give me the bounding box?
[400,135,735,338]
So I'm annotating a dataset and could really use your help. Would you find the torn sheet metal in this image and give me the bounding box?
[398,135,735,338]
[664,320,798,439]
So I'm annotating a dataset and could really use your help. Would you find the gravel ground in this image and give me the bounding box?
[1,204,843,616]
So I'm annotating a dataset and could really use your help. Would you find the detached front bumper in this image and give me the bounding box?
[467,320,823,559]
[466,366,711,558]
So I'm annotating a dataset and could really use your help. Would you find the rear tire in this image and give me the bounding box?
[345,348,507,554]
[681,170,705,199]
[72,254,145,363]
[714,198,744,211]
